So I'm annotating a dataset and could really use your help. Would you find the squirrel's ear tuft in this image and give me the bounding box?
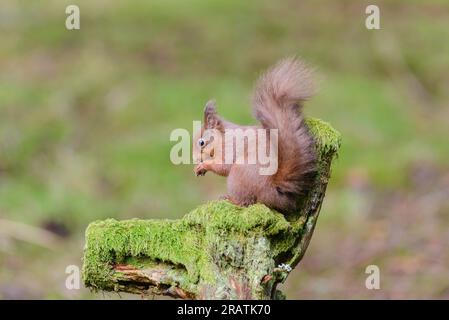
[204,99,216,114]
[204,100,222,130]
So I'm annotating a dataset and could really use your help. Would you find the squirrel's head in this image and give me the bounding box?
[193,100,224,164]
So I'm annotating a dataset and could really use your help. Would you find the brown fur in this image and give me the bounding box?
[193,57,317,215]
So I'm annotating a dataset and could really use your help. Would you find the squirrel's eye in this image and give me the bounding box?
[198,138,205,147]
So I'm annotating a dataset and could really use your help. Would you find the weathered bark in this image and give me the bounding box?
[82,118,341,299]
[113,264,195,299]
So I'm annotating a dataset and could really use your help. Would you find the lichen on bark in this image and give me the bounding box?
[82,117,341,299]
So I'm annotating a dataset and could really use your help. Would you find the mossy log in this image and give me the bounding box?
[82,118,341,300]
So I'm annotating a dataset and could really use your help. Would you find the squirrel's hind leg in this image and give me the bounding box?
[222,194,257,207]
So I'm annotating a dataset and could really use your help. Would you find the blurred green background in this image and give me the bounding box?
[1,0,449,299]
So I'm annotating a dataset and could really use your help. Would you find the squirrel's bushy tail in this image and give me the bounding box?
[252,57,317,205]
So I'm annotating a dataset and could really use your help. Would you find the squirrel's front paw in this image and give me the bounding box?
[194,163,207,176]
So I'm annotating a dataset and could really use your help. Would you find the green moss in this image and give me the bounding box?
[83,217,201,290]
[82,200,299,293]
[306,117,342,156]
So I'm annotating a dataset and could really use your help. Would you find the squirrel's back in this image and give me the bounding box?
[251,57,318,213]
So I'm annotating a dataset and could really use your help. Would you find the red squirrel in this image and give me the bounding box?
[193,57,317,215]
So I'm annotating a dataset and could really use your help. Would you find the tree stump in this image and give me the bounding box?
[82,118,341,300]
